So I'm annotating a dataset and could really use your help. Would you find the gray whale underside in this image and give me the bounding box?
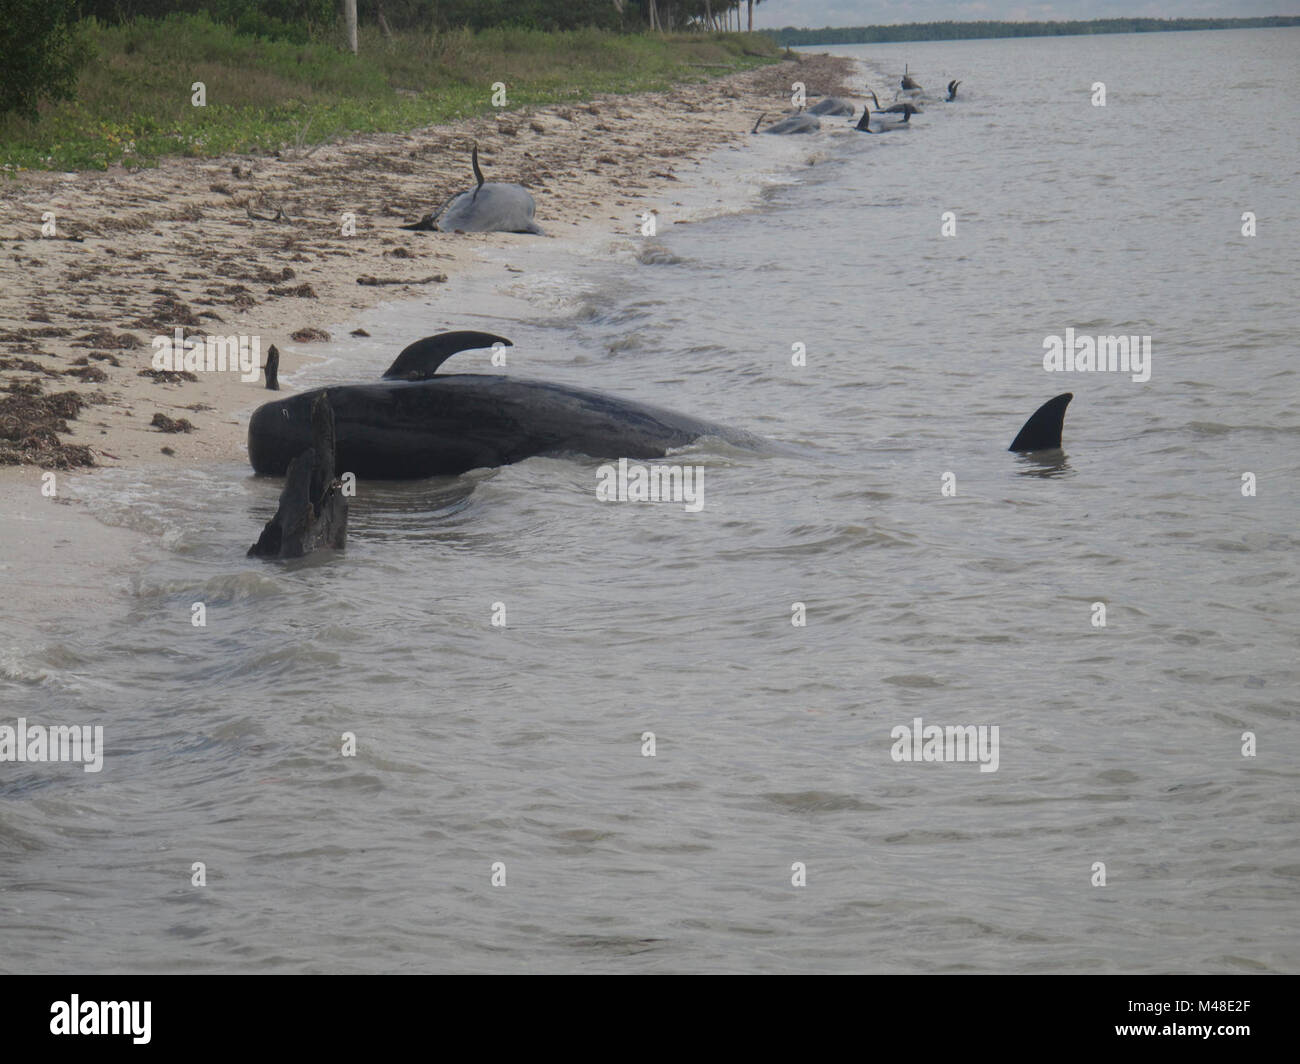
[248,375,764,480]
[436,183,542,234]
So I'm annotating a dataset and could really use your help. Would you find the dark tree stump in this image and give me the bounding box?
[248,391,348,559]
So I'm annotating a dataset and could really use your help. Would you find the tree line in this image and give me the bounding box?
[5,0,772,120]
[64,0,766,36]
[765,16,1300,47]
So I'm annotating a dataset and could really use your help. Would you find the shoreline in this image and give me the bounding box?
[0,53,856,633]
[0,54,854,479]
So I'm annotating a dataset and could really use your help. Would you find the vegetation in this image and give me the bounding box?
[766,16,1300,47]
[0,0,94,120]
[65,1,765,36]
[0,12,778,172]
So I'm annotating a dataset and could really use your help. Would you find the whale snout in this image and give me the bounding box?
[248,394,313,475]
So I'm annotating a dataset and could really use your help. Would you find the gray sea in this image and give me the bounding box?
[2,28,1297,973]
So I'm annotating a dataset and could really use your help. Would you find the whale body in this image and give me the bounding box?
[247,333,762,480]
[435,182,542,235]
[758,112,821,135]
[402,147,543,235]
[807,97,855,116]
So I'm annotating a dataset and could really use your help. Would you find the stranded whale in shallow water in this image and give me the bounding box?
[854,103,920,133]
[752,111,821,135]
[807,96,856,116]
[247,332,764,480]
[401,146,543,235]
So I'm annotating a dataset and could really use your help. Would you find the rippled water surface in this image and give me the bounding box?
[2,30,1297,973]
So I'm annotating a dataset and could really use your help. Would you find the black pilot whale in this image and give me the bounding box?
[247,332,764,480]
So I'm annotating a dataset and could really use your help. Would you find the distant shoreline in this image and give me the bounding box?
[767,16,1300,48]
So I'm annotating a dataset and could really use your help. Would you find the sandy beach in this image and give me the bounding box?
[0,54,853,477]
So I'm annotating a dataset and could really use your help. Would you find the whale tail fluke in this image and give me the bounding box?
[1009,393,1073,452]
[381,331,514,381]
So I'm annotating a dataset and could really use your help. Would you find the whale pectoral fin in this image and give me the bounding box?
[380,331,514,380]
[1009,393,1073,452]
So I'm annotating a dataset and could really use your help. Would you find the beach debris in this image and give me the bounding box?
[263,344,279,390]
[356,274,446,286]
[138,369,198,384]
[0,384,94,468]
[150,413,194,433]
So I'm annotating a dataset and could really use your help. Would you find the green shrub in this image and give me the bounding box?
[0,0,93,119]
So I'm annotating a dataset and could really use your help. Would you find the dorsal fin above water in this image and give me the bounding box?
[381,331,513,381]
[471,143,484,200]
[1009,393,1073,452]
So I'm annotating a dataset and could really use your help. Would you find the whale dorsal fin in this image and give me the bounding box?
[470,143,484,201]
[1009,393,1072,451]
[381,331,513,381]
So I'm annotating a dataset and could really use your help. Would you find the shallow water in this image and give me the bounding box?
[1,29,1297,973]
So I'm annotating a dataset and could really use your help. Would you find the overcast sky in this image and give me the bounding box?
[754,1,1297,28]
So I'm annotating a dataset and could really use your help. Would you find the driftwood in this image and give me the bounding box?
[263,343,280,390]
[248,391,348,559]
[356,273,446,286]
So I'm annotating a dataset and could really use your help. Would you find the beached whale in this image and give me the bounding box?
[247,332,764,480]
[807,96,856,116]
[851,93,922,134]
[400,147,543,235]
[752,112,821,135]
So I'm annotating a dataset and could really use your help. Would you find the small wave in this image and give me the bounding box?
[636,243,685,266]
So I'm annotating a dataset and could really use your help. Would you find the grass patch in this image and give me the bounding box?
[0,15,780,172]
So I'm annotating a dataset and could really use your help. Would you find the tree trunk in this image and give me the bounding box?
[748,0,753,32]
[343,0,358,54]
[248,392,349,559]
